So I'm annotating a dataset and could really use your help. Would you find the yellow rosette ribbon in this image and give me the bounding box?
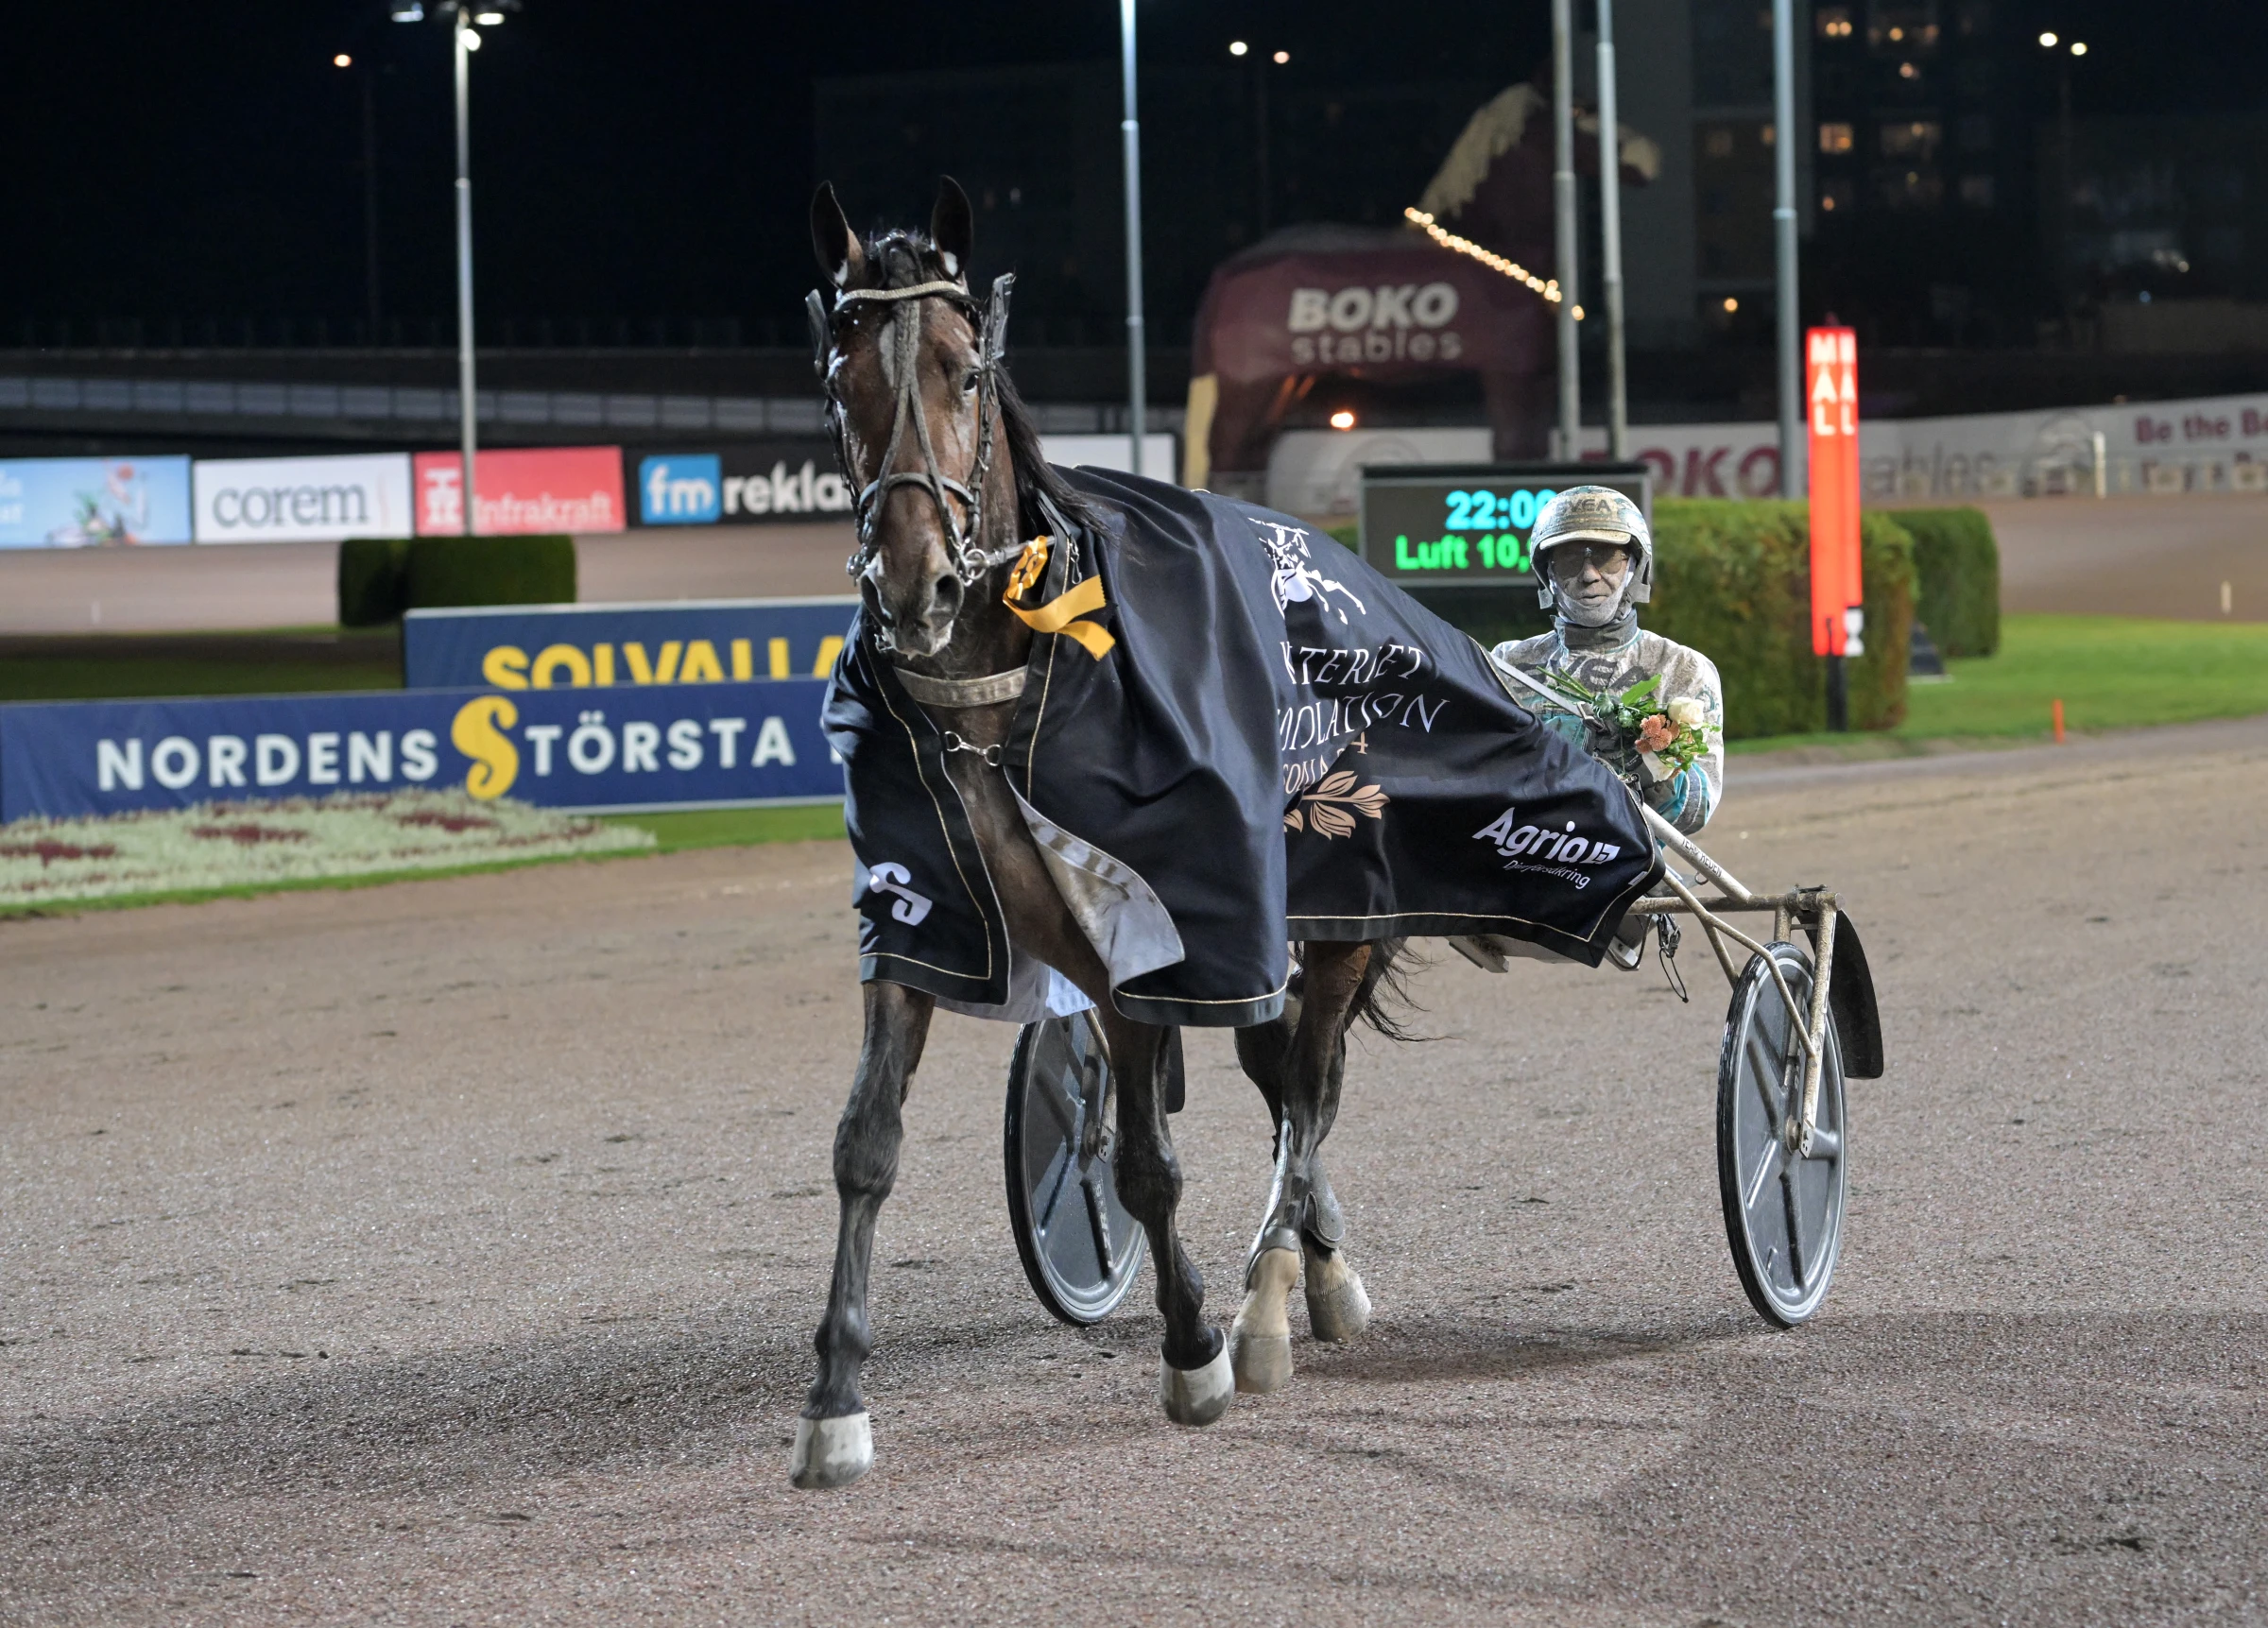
[1003,536,1116,660]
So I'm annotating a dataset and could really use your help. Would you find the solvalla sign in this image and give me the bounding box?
[192,454,414,543]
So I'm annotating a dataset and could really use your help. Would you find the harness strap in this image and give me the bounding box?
[892,666,1028,708]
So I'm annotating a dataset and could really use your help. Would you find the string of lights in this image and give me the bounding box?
[1402,207,1581,317]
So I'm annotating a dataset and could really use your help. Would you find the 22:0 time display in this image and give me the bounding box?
[1443,487,1558,532]
[1387,487,1556,574]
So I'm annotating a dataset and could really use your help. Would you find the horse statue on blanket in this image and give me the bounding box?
[792,178,1658,1489]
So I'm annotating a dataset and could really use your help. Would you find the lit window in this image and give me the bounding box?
[1819,122,1855,155]
[1817,6,1854,37]
[1899,60,1920,79]
[1880,121,1943,159]
[1329,409,1356,431]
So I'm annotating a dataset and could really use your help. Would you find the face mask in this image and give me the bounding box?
[1546,542,1634,627]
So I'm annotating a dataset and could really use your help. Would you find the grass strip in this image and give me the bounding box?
[600,803,845,853]
[1734,613,2268,754]
[0,627,402,702]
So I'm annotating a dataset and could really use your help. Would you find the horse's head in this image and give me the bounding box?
[810,177,1017,659]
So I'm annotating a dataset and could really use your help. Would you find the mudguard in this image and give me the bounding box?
[1825,910,1884,1079]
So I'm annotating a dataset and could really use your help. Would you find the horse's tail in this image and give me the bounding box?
[1350,937,1424,1043]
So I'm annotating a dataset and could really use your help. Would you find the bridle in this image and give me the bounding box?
[807,271,1022,597]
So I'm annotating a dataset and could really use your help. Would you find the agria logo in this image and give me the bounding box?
[640,455,722,525]
[1473,807,1624,872]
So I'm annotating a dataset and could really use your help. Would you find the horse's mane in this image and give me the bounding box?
[862,227,1111,542]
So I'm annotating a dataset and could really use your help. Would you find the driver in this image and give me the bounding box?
[1489,485,1723,835]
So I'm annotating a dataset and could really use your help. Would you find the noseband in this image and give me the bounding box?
[808,272,1022,595]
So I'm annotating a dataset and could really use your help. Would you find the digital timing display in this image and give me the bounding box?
[1358,462,1651,586]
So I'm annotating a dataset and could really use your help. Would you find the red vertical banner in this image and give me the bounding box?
[1806,326,1864,657]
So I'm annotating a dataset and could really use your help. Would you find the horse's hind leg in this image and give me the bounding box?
[1230,943,1374,1392]
[791,980,933,1489]
[1097,1009,1233,1426]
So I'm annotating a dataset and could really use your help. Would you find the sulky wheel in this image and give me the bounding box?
[1716,941,1848,1328]
[1003,1015,1147,1326]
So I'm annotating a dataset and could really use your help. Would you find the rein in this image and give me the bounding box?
[808,272,1022,598]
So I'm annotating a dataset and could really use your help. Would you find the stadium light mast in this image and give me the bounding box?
[1120,0,1145,479]
[1772,0,1803,497]
[1551,0,1579,457]
[396,1,516,534]
[1596,0,1628,460]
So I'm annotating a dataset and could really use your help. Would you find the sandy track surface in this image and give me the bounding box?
[1979,492,2266,621]
[4,721,2265,1624]
[2,490,2262,633]
[0,525,856,635]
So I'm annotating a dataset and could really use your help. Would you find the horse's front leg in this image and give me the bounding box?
[1096,1010,1233,1427]
[790,979,934,1489]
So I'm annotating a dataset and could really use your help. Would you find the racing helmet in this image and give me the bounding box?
[1529,484,1653,613]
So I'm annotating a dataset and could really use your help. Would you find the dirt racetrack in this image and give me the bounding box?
[5,718,2265,1626]
[1,489,2261,634]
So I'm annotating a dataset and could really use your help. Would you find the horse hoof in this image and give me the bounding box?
[1304,1244,1371,1344]
[1157,1344,1235,1427]
[1230,1246,1299,1394]
[789,1412,873,1489]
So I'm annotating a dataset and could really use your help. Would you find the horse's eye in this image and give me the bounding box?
[961,368,981,394]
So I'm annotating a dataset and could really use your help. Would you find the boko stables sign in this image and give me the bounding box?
[1806,327,1864,658]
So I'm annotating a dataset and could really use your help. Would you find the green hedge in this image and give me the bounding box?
[1646,499,1916,737]
[337,537,413,628]
[337,534,576,625]
[1892,506,2001,657]
[406,534,576,610]
[1331,506,1916,737]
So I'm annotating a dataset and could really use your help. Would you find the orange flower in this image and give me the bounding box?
[1636,713,1676,752]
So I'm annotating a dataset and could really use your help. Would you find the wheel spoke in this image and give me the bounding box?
[1082,1170,1119,1276]
[1744,1030,1788,1132]
[1744,1135,1783,1213]
[1780,1167,1807,1290]
[1032,1142,1074,1232]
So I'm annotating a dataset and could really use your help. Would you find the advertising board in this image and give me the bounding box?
[191,454,414,544]
[1358,463,1650,587]
[401,597,859,692]
[0,680,837,822]
[632,444,850,525]
[414,447,626,536]
[0,456,193,547]
[1806,327,1864,659]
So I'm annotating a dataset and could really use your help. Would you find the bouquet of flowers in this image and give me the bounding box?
[1537,671,1717,783]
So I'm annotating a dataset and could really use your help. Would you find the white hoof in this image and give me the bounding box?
[1303,1243,1371,1344]
[1230,1246,1299,1394]
[1157,1343,1235,1427]
[788,1412,873,1489]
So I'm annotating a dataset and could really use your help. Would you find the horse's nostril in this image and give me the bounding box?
[932,574,964,618]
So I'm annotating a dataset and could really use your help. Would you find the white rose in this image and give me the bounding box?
[1668,696,1710,730]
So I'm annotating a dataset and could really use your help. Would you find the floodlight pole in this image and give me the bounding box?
[1120,0,1145,480]
[1596,0,1628,461]
[1551,0,1579,458]
[453,9,479,535]
[1772,0,1803,498]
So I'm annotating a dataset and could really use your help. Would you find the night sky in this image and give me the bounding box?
[4,0,2262,341]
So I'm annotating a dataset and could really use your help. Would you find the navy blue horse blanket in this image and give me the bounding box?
[822,467,1660,1029]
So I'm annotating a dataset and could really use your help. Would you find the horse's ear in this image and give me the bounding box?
[930,176,974,283]
[810,182,867,289]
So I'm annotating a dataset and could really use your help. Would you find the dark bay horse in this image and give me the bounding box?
[792,179,1396,1489]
